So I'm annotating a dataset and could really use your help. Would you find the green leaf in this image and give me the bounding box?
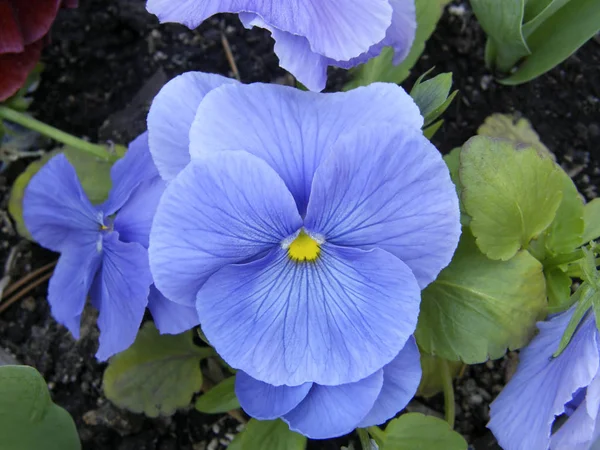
[543,168,584,256]
[103,322,213,417]
[410,73,456,126]
[415,231,547,363]
[235,419,306,450]
[471,0,531,72]
[417,353,464,398]
[459,136,563,261]
[344,0,451,89]
[523,0,571,36]
[476,113,553,160]
[501,0,600,85]
[423,120,444,140]
[381,413,467,450]
[545,267,573,314]
[553,283,594,357]
[195,376,240,414]
[9,147,113,239]
[443,148,470,227]
[581,199,600,245]
[0,365,80,450]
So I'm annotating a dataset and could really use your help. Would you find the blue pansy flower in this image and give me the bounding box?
[23,133,198,360]
[146,71,460,437]
[488,308,600,450]
[145,0,416,92]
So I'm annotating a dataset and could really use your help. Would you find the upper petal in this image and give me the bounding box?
[91,233,153,360]
[0,1,24,53]
[235,371,312,420]
[304,125,461,289]
[146,0,392,61]
[23,153,102,252]
[11,0,61,45]
[196,244,421,386]
[189,82,422,215]
[283,369,384,439]
[358,336,421,427]
[147,285,199,335]
[149,151,302,306]
[147,71,238,181]
[488,309,600,450]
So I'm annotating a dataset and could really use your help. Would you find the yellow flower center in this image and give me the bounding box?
[288,230,320,262]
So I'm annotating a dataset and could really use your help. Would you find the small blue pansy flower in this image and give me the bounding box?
[145,0,416,92]
[22,133,199,360]
[488,308,600,450]
[146,71,461,438]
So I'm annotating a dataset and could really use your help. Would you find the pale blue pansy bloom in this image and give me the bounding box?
[145,0,417,92]
[22,133,198,360]
[147,71,460,438]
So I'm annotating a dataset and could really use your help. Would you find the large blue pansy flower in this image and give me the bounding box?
[145,0,416,92]
[147,72,460,437]
[23,133,198,360]
[488,308,600,450]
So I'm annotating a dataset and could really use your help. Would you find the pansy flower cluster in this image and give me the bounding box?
[24,71,461,438]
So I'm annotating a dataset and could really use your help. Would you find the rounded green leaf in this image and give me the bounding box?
[581,198,600,245]
[382,413,467,450]
[103,322,213,417]
[415,231,547,363]
[236,419,306,450]
[545,267,573,314]
[0,365,80,450]
[195,377,240,414]
[460,136,563,261]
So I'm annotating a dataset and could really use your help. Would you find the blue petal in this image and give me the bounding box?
[48,243,102,339]
[196,244,421,387]
[113,176,166,248]
[23,153,102,252]
[488,309,600,450]
[103,131,160,215]
[189,83,422,214]
[358,336,421,427]
[147,285,199,335]
[91,232,153,360]
[235,371,312,419]
[146,0,392,61]
[304,125,460,289]
[283,369,384,439]
[147,72,238,181]
[149,151,302,306]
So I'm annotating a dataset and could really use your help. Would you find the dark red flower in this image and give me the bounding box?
[0,0,77,101]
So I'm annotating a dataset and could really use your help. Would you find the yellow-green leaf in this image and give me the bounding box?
[382,413,467,450]
[234,419,306,450]
[417,353,464,398]
[195,377,240,414]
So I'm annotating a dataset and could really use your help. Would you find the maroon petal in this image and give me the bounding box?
[0,39,43,101]
[10,0,62,46]
[0,0,24,53]
[61,0,78,8]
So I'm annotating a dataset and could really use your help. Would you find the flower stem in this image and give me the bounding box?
[367,426,386,446]
[441,359,456,428]
[357,428,372,450]
[0,105,117,161]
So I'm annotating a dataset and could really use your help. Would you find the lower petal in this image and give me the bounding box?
[358,336,422,427]
[196,244,420,387]
[283,369,384,439]
[235,371,312,420]
[148,285,199,335]
[92,233,153,360]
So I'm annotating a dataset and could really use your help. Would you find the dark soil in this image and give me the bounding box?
[0,1,598,449]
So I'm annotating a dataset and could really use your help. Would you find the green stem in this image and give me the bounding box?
[0,105,117,161]
[367,426,386,447]
[357,428,373,450]
[441,359,456,429]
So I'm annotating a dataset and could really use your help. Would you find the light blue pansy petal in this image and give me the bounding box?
[147,72,238,182]
[146,0,392,61]
[488,309,600,450]
[283,369,384,439]
[48,243,102,339]
[103,132,160,215]
[23,153,102,252]
[147,285,199,335]
[113,177,166,248]
[189,83,422,215]
[92,233,153,361]
[359,336,421,427]
[304,125,460,289]
[196,244,421,387]
[235,371,312,420]
[149,151,302,306]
